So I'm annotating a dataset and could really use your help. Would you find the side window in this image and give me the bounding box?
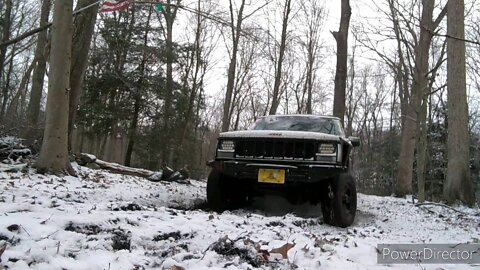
[335,120,345,136]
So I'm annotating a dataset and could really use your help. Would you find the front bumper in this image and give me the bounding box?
[208,159,345,183]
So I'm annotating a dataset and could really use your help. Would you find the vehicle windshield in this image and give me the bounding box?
[250,116,344,136]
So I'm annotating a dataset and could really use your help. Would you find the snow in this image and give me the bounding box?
[0,163,479,270]
[219,130,342,141]
[81,153,97,162]
[0,137,24,146]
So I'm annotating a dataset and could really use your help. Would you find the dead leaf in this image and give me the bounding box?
[259,249,270,261]
[270,242,296,259]
[171,265,185,270]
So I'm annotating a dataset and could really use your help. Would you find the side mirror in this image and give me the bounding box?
[348,136,360,147]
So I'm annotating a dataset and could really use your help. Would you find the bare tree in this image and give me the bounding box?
[268,0,292,115]
[0,0,12,121]
[5,56,36,123]
[228,33,257,130]
[444,0,475,205]
[298,0,325,114]
[353,0,446,197]
[394,0,445,196]
[25,0,51,138]
[221,0,245,131]
[332,0,351,125]
[35,0,74,174]
[344,44,357,136]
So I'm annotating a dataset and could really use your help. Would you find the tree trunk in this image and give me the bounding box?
[269,0,292,115]
[305,40,314,114]
[25,0,51,137]
[179,0,203,151]
[68,0,99,150]
[332,0,351,125]
[161,0,180,162]
[35,0,74,175]
[125,95,140,166]
[221,0,245,131]
[416,97,428,202]
[6,58,36,123]
[2,43,15,120]
[389,64,398,180]
[345,49,355,136]
[0,0,12,122]
[444,0,475,206]
[394,0,440,197]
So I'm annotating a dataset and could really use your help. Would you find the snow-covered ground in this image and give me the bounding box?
[0,162,479,270]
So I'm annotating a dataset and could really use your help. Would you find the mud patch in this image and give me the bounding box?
[266,221,286,227]
[65,222,132,251]
[153,231,194,242]
[211,236,264,268]
[111,203,143,211]
[111,229,131,251]
[250,195,322,218]
[168,199,209,211]
[65,222,102,235]
[354,210,376,226]
[292,219,322,228]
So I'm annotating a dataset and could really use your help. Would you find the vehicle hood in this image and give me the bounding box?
[219,130,342,141]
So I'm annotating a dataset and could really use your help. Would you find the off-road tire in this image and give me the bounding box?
[207,169,246,212]
[321,173,357,228]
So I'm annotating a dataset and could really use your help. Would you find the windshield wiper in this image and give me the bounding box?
[288,123,304,130]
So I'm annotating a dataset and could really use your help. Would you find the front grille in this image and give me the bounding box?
[234,139,317,160]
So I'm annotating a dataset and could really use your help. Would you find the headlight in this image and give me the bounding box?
[318,144,336,154]
[220,140,235,151]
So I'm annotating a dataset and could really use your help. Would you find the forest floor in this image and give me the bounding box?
[0,162,479,270]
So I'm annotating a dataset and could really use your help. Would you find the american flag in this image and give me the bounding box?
[100,0,133,13]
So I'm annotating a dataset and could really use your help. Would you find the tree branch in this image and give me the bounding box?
[415,202,471,215]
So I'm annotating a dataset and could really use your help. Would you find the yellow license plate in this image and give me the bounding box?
[258,169,285,184]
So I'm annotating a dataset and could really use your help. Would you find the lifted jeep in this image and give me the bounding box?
[207,115,360,227]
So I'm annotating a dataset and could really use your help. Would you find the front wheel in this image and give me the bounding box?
[321,173,357,227]
[207,170,246,212]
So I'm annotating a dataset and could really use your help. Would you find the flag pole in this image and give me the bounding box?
[73,0,102,16]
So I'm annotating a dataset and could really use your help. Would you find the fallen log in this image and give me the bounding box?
[95,159,155,178]
[76,153,190,184]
